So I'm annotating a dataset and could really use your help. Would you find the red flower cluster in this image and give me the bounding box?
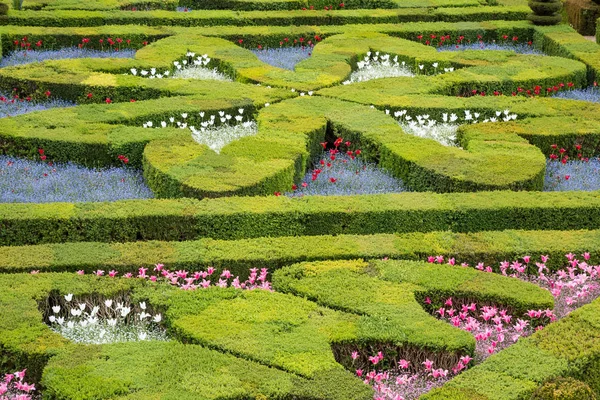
[549,143,588,164]
[12,36,42,50]
[117,154,129,164]
[38,148,47,161]
[415,32,532,48]
[465,82,578,98]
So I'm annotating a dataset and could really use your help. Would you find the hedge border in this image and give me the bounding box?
[1,229,599,275]
[0,6,531,27]
[0,190,599,246]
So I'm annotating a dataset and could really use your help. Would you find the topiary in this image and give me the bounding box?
[531,377,597,400]
[528,0,563,25]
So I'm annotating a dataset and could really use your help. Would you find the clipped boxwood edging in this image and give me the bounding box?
[0,190,599,246]
[1,229,600,275]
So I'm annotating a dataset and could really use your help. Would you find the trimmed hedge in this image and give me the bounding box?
[0,190,600,245]
[0,273,373,398]
[1,229,600,275]
[273,259,551,370]
[422,296,600,400]
[0,6,531,27]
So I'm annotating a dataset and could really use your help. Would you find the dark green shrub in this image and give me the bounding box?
[531,377,596,400]
[529,0,562,25]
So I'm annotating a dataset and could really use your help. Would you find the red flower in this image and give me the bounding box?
[105,98,112,104]
[284,37,289,42]
[291,184,298,190]
[559,148,566,154]
[595,81,598,87]
[301,182,308,187]
[575,144,582,150]
[44,90,51,97]
[329,177,337,183]
[116,38,123,44]
[512,36,518,41]
[417,35,423,40]
[99,39,104,43]
[527,41,532,46]
[82,38,90,44]
[87,93,93,99]
[551,144,558,149]
[35,40,42,47]
[493,91,500,96]
[238,39,243,44]
[355,149,361,155]
[339,2,344,6]
[257,44,262,50]
[567,82,574,87]
[142,41,148,46]
[40,155,47,161]
[274,192,281,196]
[130,99,136,102]
[502,35,508,40]
[38,149,45,155]
[320,142,327,149]
[565,175,570,180]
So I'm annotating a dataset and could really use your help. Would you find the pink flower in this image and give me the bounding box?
[76,270,85,275]
[460,355,473,364]
[447,257,455,266]
[351,351,359,360]
[95,270,104,276]
[523,256,531,263]
[108,270,118,277]
[423,359,433,370]
[154,263,164,271]
[444,298,453,307]
[398,359,409,369]
[207,267,215,275]
[221,269,232,279]
[583,252,591,260]
[356,369,363,377]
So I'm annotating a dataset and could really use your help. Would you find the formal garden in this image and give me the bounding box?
[1,0,600,398]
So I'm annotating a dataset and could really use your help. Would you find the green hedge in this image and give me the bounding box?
[0,190,600,246]
[0,6,530,27]
[0,273,373,398]
[1,229,600,275]
[273,259,551,370]
[422,296,600,399]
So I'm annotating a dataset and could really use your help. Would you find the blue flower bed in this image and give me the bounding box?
[0,156,154,203]
[0,95,75,118]
[251,47,312,71]
[544,158,600,192]
[438,43,543,55]
[286,153,407,197]
[0,48,136,68]
[553,87,600,103]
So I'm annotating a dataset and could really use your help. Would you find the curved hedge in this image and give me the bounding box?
[0,273,374,398]
[423,296,600,399]
[0,263,551,398]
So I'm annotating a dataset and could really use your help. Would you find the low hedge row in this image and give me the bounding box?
[1,229,599,275]
[422,296,600,399]
[1,190,599,246]
[180,0,482,10]
[0,6,531,27]
[0,273,373,398]
[13,0,179,11]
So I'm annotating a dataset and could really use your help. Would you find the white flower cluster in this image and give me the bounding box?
[387,109,518,147]
[129,52,231,81]
[343,52,415,84]
[143,109,258,154]
[48,294,168,344]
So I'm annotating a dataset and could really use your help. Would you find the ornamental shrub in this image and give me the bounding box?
[528,0,563,25]
[531,377,597,400]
